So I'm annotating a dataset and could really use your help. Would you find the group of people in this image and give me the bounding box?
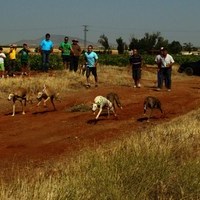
[0,43,31,78]
[39,33,82,73]
[40,33,98,87]
[0,33,99,88]
[0,32,175,91]
[129,47,175,91]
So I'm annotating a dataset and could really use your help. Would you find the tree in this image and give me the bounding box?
[129,32,169,53]
[168,41,182,54]
[116,37,125,54]
[129,36,139,51]
[98,34,110,51]
[183,42,193,52]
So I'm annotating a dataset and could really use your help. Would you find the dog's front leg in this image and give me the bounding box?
[96,108,102,119]
[22,100,25,115]
[107,107,110,118]
[43,96,50,107]
[12,102,15,116]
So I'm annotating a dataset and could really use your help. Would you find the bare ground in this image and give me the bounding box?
[0,73,200,167]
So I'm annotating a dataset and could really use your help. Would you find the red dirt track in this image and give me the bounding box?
[0,75,200,166]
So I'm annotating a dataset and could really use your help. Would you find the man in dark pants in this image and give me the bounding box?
[129,49,142,88]
[39,33,54,72]
[155,47,174,91]
[70,39,82,72]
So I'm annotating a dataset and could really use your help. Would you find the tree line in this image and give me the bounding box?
[98,32,198,54]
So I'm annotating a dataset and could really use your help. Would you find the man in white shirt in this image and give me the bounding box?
[155,47,174,91]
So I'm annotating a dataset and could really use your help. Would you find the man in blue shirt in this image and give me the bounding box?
[84,45,98,87]
[39,33,53,72]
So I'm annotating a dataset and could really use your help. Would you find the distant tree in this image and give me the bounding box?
[129,32,169,53]
[116,37,125,54]
[183,42,193,52]
[98,34,110,51]
[129,36,139,51]
[168,41,182,54]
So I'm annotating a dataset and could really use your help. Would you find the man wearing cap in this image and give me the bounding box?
[70,39,82,72]
[155,47,174,91]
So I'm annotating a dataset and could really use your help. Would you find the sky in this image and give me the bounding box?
[1,0,200,47]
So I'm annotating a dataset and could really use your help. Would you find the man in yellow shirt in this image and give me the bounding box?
[8,44,17,77]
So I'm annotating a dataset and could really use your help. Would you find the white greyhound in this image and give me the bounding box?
[92,96,116,119]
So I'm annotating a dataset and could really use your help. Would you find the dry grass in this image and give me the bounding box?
[0,66,199,200]
[0,108,199,199]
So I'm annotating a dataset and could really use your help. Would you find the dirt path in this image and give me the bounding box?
[0,75,200,166]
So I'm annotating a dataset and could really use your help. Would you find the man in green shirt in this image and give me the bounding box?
[59,36,73,70]
[18,43,31,76]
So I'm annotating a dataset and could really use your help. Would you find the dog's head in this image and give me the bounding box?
[37,92,43,100]
[92,103,98,112]
[8,93,14,101]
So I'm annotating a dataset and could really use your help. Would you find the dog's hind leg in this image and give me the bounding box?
[50,97,56,110]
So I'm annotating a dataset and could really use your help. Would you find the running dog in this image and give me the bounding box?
[92,95,116,119]
[143,96,163,121]
[37,84,60,110]
[106,92,123,111]
[8,87,27,116]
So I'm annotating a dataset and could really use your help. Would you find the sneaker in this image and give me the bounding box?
[167,89,171,92]
[156,88,161,91]
[137,83,141,88]
[133,85,137,88]
[86,84,91,88]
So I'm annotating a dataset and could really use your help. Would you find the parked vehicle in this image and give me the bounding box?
[178,60,200,76]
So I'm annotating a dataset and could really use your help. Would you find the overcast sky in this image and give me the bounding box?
[1,0,200,46]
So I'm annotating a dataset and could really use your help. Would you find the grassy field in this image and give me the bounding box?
[0,66,199,200]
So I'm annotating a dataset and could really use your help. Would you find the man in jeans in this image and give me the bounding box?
[39,33,53,72]
[155,47,174,91]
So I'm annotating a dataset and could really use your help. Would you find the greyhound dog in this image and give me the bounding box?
[8,87,27,116]
[92,95,116,119]
[37,84,60,110]
[106,92,123,111]
[143,96,163,121]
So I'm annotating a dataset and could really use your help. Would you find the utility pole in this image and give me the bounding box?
[83,25,88,50]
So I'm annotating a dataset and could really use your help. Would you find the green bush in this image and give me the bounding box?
[4,53,200,71]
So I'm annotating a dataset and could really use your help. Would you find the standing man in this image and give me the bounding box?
[155,47,174,91]
[84,45,98,88]
[59,36,73,70]
[39,33,53,72]
[18,43,31,76]
[70,39,82,72]
[8,44,17,77]
[129,48,142,88]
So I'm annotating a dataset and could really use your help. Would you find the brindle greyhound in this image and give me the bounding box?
[106,92,123,111]
[143,96,163,122]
